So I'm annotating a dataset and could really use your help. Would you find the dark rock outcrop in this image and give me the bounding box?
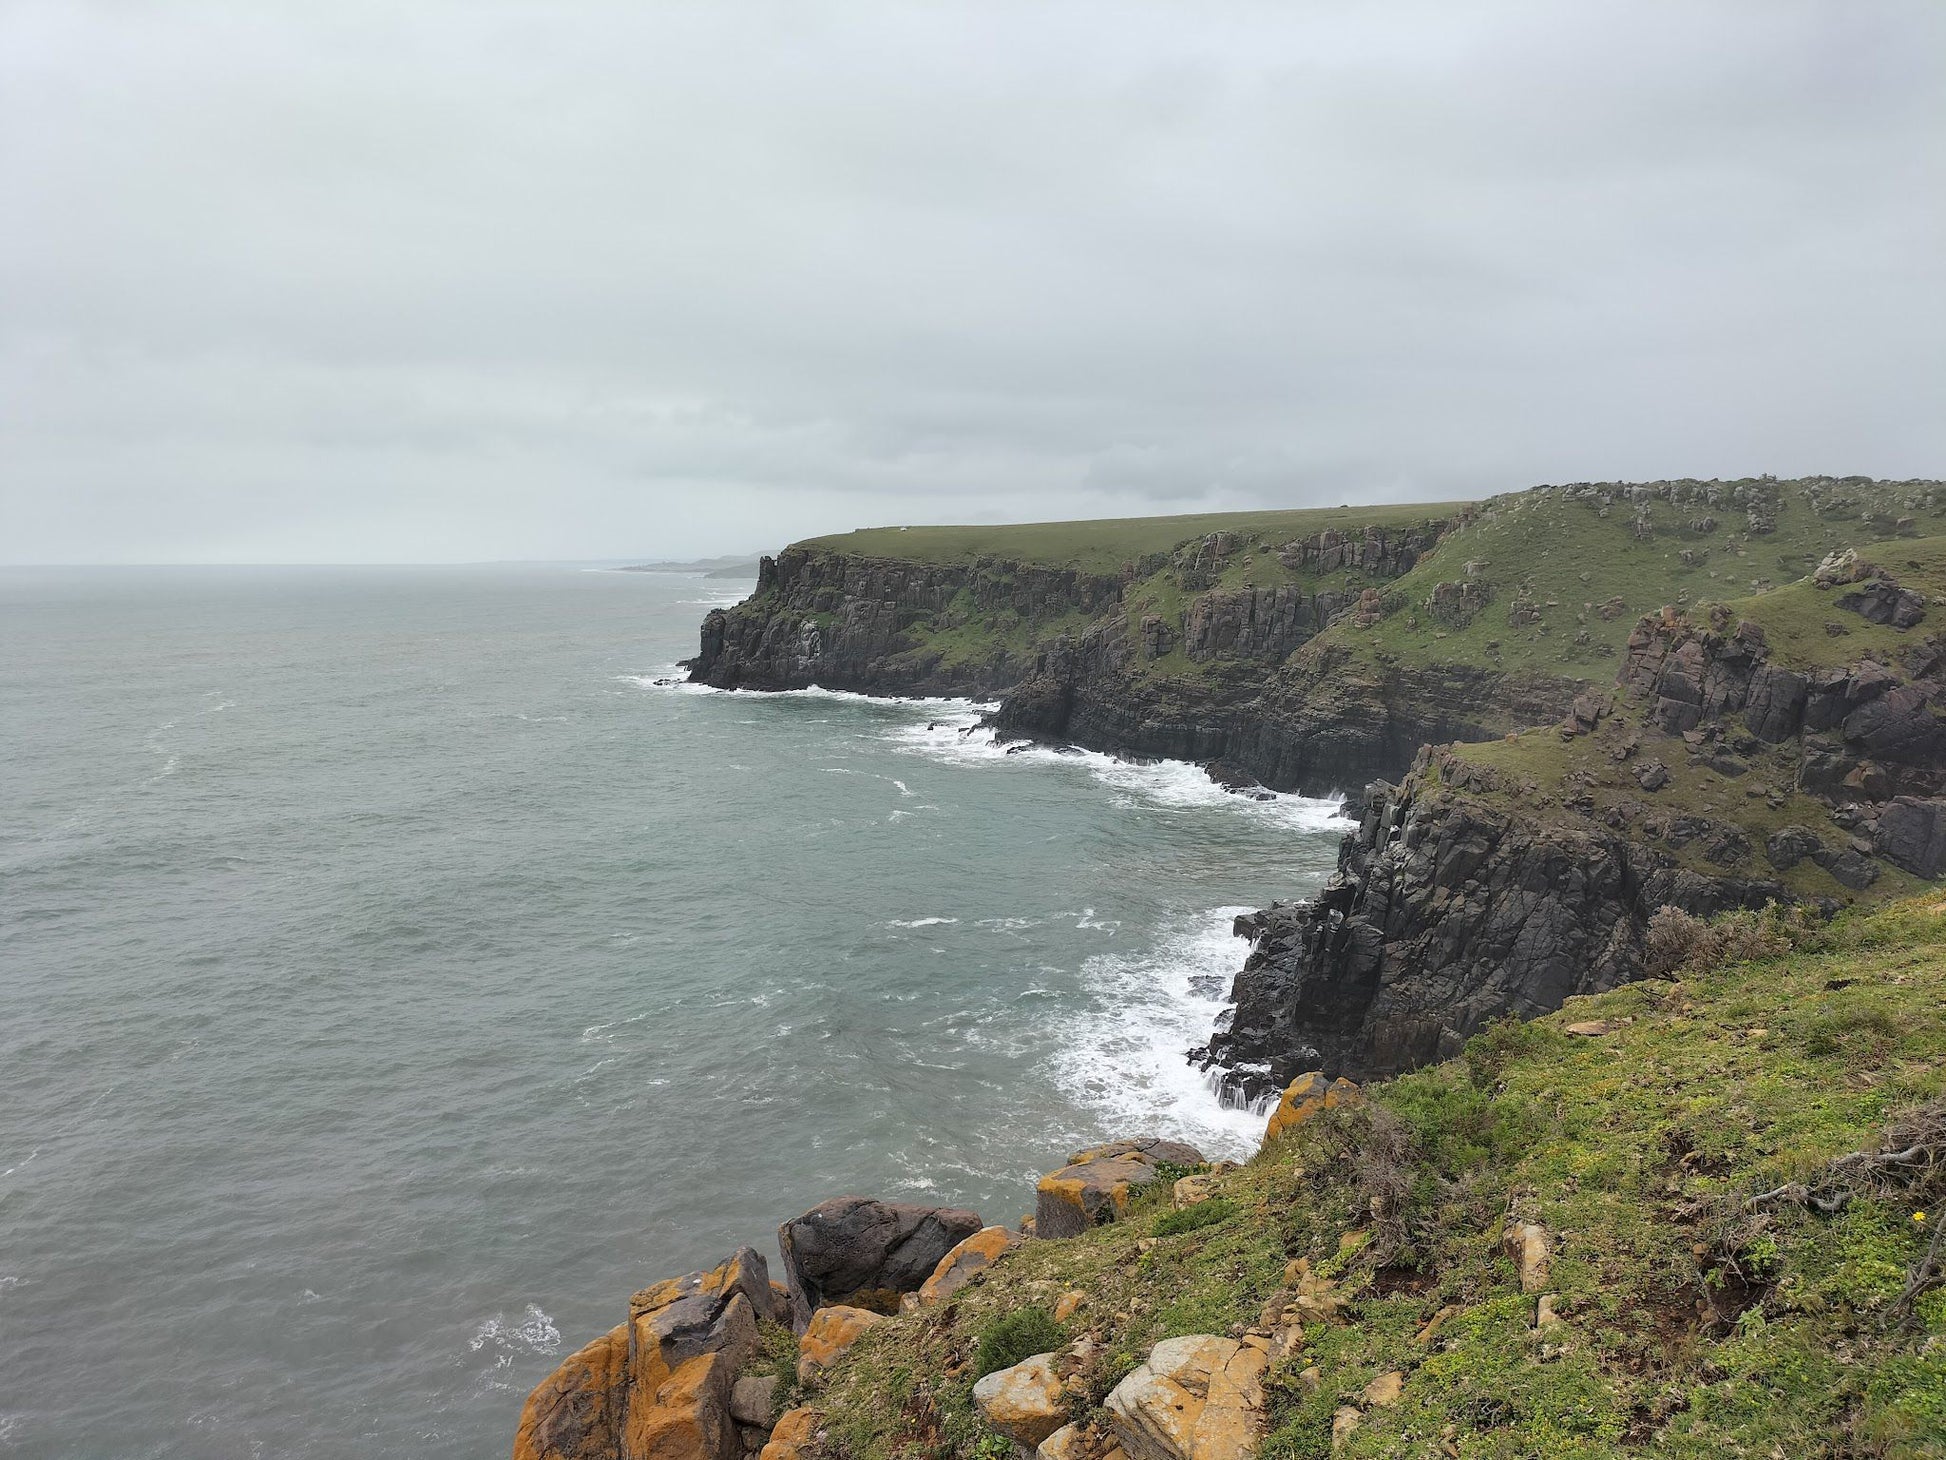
[777,1197,983,1331]
[1876,796,1946,877]
[689,548,1123,697]
[990,633,1577,797]
[1198,609,1945,1095]
[1620,614,1945,805]
[1193,768,1784,1093]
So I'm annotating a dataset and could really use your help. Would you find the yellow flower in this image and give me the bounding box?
[1915,1212,1929,1224]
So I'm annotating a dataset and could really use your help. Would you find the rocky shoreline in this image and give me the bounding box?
[521,507,1946,1457]
[684,522,1946,1114]
[513,1085,1355,1460]
[1195,561,1946,1099]
[684,519,1584,797]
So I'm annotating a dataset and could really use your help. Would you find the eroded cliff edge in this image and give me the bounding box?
[687,482,1946,1098]
[1197,540,1946,1094]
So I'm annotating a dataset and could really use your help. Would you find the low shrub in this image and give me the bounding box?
[1645,904,1794,977]
[1153,1199,1235,1237]
[972,1306,1064,1379]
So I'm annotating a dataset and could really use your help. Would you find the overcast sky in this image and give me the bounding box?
[3,2,1942,564]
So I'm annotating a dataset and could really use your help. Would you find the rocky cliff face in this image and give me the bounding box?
[688,548,1123,698]
[1196,580,1946,1093]
[984,517,1595,795]
[690,519,1576,794]
[1193,768,1784,1095]
[992,633,1576,796]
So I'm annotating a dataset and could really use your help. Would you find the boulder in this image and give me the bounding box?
[1037,1423,1086,1460]
[513,1323,630,1460]
[1875,796,1946,877]
[1504,1223,1550,1294]
[1053,1290,1087,1323]
[778,1197,982,1329]
[1765,825,1825,871]
[729,1376,779,1428]
[1837,579,1928,629]
[1262,1072,1361,1142]
[1034,1138,1204,1240]
[1104,1334,1269,1460]
[1172,1172,1223,1208]
[795,1305,882,1383]
[1817,846,1880,890]
[1814,548,1871,586]
[757,1408,820,1460]
[1843,685,1944,764]
[1361,1371,1404,1408]
[514,1248,773,1460]
[972,1351,1069,1447]
[916,1225,1017,1304]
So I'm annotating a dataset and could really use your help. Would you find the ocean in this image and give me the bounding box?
[0,564,1348,1458]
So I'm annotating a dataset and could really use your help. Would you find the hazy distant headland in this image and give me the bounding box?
[618,555,763,579]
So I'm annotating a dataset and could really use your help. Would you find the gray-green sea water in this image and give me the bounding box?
[0,564,1348,1458]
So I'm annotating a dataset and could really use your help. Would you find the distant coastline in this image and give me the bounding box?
[617,554,763,579]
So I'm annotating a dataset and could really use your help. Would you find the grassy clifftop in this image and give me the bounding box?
[1302,479,1946,685]
[1429,534,1946,904]
[785,478,1946,699]
[802,504,1466,576]
[794,896,1946,1458]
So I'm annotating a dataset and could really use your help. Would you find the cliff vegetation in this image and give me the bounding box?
[788,895,1946,1458]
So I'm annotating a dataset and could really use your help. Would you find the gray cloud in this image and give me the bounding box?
[3,0,1942,562]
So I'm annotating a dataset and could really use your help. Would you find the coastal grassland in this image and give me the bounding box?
[802,503,1469,576]
[1320,480,1946,685]
[799,895,1946,1458]
[1713,536,1946,671]
[1439,724,1931,904]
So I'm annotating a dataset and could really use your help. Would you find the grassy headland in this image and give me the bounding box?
[792,895,1946,1458]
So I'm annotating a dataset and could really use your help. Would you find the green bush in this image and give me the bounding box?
[1153,1198,1236,1237]
[972,1306,1064,1379]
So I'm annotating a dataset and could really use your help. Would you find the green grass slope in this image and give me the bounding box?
[803,504,1466,576]
[793,479,1946,703]
[1428,533,1946,903]
[793,896,1946,1458]
[1334,479,1946,684]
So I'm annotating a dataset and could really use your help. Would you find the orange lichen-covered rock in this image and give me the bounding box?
[757,1407,821,1460]
[1262,1072,1360,1143]
[622,1345,747,1460]
[512,1247,774,1460]
[971,1351,1068,1446]
[513,1322,629,1460]
[1503,1222,1551,1293]
[917,1225,1016,1304]
[1034,1138,1204,1240]
[1104,1334,1268,1460]
[795,1305,883,1383]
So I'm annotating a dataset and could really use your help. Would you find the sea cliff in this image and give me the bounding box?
[513,896,1946,1458]
[512,491,1946,1456]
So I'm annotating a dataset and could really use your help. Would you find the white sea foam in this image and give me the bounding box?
[1049,905,1273,1162]
[621,671,999,714]
[469,1304,561,1356]
[887,916,958,928]
[880,714,1354,833]
[676,588,755,607]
